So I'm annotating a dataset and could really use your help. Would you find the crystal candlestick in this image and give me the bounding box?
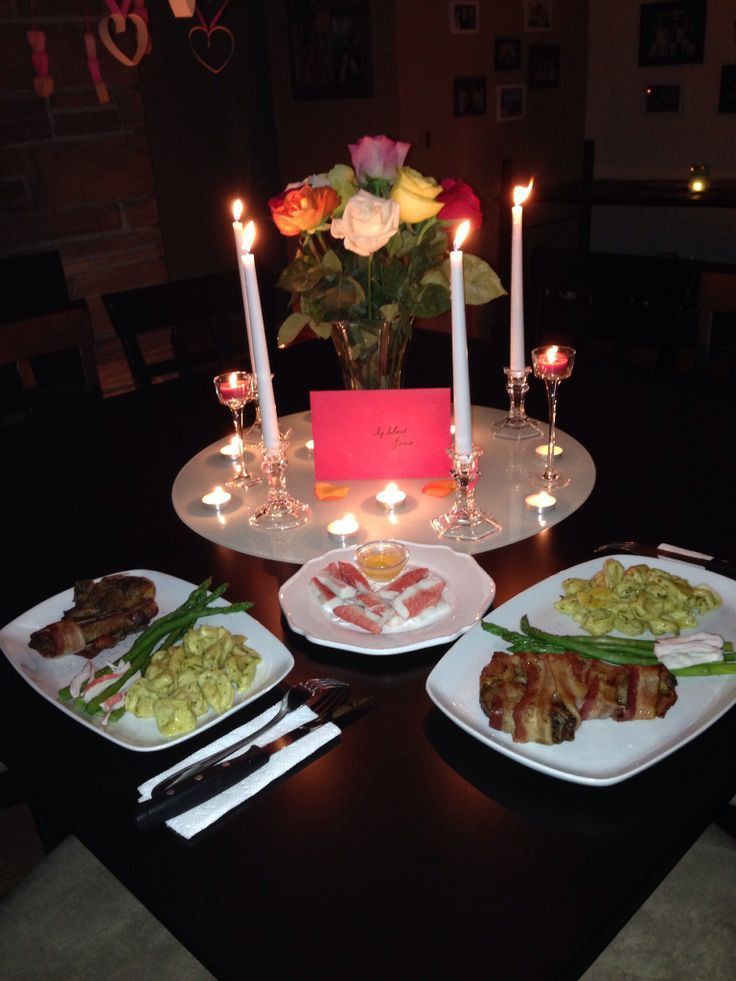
[249,435,311,530]
[213,371,261,488]
[430,446,501,542]
[492,366,543,440]
[531,345,576,489]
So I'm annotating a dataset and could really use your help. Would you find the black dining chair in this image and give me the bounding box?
[695,269,736,376]
[0,251,101,428]
[101,271,252,389]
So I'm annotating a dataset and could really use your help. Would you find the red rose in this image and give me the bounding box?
[268,184,340,236]
[437,178,483,228]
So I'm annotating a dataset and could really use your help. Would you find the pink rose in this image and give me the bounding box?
[437,178,483,228]
[348,134,411,183]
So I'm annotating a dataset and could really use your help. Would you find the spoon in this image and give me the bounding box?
[150,678,349,798]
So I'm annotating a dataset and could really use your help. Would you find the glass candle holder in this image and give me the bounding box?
[213,371,261,488]
[249,434,311,531]
[531,345,576,489]
[430,446,501,542]
[492,366,543,440]
[688,164,710,194]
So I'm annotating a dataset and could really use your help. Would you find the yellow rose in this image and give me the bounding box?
[390,166,443,223]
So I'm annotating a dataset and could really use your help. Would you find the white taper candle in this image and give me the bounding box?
[241,221,280,451]
[231,200,255,371]
[450,220,473,456]
[510,180,533,372]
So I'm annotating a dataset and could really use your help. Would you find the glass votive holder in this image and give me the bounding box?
[688,164,710,193]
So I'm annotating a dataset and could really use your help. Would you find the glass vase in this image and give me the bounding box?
[331,317,412,390]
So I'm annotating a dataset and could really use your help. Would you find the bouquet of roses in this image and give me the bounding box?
[268,134,505,350]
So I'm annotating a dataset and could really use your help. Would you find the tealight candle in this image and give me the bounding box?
[220,436,243,458]
[327,513,359,544]
[535,344,569,379]
[535,443,563,459]
[202,486,232,509]
[375,482,407,511]
[688,164,710,194]
[525,490,557,513]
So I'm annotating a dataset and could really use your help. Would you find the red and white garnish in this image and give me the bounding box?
[310,561,449,634]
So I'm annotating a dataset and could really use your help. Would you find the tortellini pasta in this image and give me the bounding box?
[554,559,722,637]
[124,626,261,737]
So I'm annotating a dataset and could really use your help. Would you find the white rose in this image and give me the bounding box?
[330,189,399,257]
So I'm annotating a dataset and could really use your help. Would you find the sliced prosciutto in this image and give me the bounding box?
[309,577,343,612]
[310,560,448,635]
[379,567,429,598]
[479,650,677,744]
[333,603,384,635]
[391,575,445,620]
[337,561,372,592]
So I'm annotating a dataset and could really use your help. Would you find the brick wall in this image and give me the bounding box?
[0,1,167,338]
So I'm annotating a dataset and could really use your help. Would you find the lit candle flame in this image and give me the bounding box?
[232,199,243,222]
[544,344,559,364]
[454,220,471,251]
[513,179,534,207]
[242,219,256,253]
[228,371,239,386]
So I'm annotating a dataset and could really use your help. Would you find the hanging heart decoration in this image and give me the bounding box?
[27,29,54,98]
[98,0,150,67]
[169,0,196,17]
[84,29,110,104]
[188,1,234,75]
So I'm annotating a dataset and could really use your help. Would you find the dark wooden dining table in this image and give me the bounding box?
[1,331,734,980]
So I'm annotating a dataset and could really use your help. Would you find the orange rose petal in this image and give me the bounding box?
[421,479,456,497]
[314,482,350,501]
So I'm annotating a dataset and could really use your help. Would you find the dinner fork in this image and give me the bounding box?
[151,678,349,798]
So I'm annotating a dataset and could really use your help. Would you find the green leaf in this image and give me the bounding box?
[422,255,506,306]
[321,249,342,274]
[277,257,324,293]
[313,320,334,339]
[379,302,400,323]
[461,255,507,304]
[277,312,312,347]
[413,283,451,318]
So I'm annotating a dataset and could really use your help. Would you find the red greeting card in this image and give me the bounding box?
[310,388,451,480]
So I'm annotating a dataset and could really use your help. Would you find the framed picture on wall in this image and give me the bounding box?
[524,0,552,32]
[638,0,707,66]
[645,83,681,111]
[494,37,522,70]
[450,2,479,33]
[528,44,560,87]
[454,76,487,116]
[288,0,373,100]
[718,64,736,112]
[496,83,525,121]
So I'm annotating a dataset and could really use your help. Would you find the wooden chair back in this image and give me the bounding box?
[0,300,101,425]
[102,272,250,389]
[696,270,736,375]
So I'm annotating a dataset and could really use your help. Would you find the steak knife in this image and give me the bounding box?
[593,542,736,580]
[136,699,372,830]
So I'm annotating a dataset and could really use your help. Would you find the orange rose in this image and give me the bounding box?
[269,184,340,236]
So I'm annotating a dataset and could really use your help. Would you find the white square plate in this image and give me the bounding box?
[0,570,294,752]
[426,555,736,786]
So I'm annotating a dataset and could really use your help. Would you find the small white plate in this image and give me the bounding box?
[426,555,736,786]
[0,570,294,752]
[279,541,495,655]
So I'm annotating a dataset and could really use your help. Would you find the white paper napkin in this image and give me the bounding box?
[138,704,340,839]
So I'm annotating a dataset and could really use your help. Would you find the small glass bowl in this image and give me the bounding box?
[355,540,409,583]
